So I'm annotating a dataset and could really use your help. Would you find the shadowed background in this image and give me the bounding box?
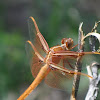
[0,0,100,100]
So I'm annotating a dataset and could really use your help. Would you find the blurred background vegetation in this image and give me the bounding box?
[0,0,100,100]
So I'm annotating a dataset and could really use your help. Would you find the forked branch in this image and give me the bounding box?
[71,21,100,100]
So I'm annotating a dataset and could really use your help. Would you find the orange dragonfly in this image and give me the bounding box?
[17,17,100,100]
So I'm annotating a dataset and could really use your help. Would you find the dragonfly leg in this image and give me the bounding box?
[70,44,78,50]
[49,62,92,78]
[63,59,75,69]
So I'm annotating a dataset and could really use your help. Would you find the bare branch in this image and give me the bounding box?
[70,22,84,100]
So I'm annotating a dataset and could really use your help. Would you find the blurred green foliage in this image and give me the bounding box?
[0,31,33,99]
[0,0,100,100]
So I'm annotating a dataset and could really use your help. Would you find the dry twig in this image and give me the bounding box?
[70,23,84,100]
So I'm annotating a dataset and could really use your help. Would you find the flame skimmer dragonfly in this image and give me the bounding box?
[17,17,100,100]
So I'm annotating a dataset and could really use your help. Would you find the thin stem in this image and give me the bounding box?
[70,23,84,100]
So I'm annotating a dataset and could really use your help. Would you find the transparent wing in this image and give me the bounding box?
[44,55,77,91]
[44,51,92,90]
[28,17,49,57]
[26,17,50,77]
[45,68,74,91]
[26,42,45,78]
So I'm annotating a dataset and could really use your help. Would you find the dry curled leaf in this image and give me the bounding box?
[81,32,100,51]
[83,32,100,43]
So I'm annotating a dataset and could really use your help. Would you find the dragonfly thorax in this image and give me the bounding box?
[45,46,64,65]
[45,38,74,69]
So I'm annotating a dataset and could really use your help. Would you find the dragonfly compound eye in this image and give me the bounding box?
[66,38,73,49]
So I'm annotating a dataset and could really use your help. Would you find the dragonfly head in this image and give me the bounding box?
[61,38,73,50]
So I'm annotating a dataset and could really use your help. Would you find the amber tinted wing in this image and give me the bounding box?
[44,51,95,90]
[30,53,45,78]
[45,67,74,91]
[26,17,49,78]
[28,17,49,57]
[26,41,45,78]
[44,54,77,90]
